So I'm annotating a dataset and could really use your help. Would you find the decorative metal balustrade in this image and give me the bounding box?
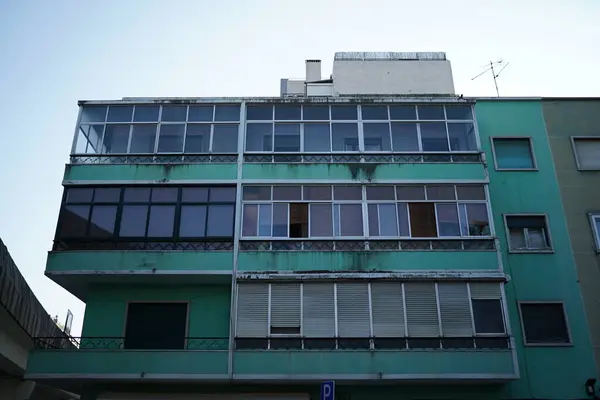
[70,154,238,165]
[53,239,234,251]
[235,336,512,351]
[239,239,496,252]
[34,337,229,350]
[243,152,483,164]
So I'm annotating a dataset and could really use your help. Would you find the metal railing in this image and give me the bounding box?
[34,337,229,350]
[52,239,235,252]
[70,153,237,165]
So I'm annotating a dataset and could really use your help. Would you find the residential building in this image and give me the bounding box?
[24,53,598,400]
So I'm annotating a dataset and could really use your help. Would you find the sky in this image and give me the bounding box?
[0,0,599,336]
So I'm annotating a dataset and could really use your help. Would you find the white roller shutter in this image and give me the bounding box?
[236,283,268,337]
[438,282,473,336]
[371,282,405,337]
[302,283,335,337]
[470,282,502,299]
[270,283,301,332]
[405,282,440,337]
[336,282,370,337]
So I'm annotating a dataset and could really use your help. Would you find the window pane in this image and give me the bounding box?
[77,125,104,154]
[521,303,570,344]
[151,188,178,202]
[391,123,419,151]
[337,204,363,236]
[180,205,207,237]
[212,124,238,152]
[130,125,157,153]
[107,106,133,122]
[303,105,329,120]
[409,203,437,237]
[273,186,301,200]
[379,204,398,236]
[366,186,395,200]
[427,185,456,200]
[273,203,288,237]
[246,105,273,120]
[89,206,117,237]
[206,205,234,236]
[181,187,209,202]
[214,104,240,121]
[389,105,416,120]
[133,106,160,122]
[310,204,333,237]
[363,123,391,151]
[397,203,410,236]
[119,205,148,237]
[417,105,445,120]
[528,228,549,249]
[59,205,90,237]
[124,303,187,350]
[465,204,490,236]
[103,125,130,153]
[448,123,477,151]
[509,228,527,249]
[161,106,187,122]
[258,204,272,236]
[472,300,504,334]
[158,124,185,152]
[184,124,210,153]
[94,188,121,203]
[275,105,301,120]
[303,186,332,200]
[124,188,151,202]
[66,188,94,203]
[242,204,258,236]
[436,204,460,236]
[331,105,357,120]
[81,106,107,123]
[274,124,300,152]
[420,122,449,151]
[304,123,331,152]
[334,186,362,200]
[332,123,359,151]
[188,105,213,122]
[290,203,308,238]
[445,105,473,120]
[493,138,534,169]
[243,186,271,201]
[573,139,600,169]
[368,204,379,236]
[396,185,425,200]
[456,185,485,200]
[362,105,388,120]
[210,187,236,202]
[246,123,273,151]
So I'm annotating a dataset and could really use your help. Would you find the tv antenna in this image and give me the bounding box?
[471,59,510,97]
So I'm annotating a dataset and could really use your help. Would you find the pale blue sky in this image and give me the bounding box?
[0,0,598,335]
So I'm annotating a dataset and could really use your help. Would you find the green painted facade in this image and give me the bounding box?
[28,98,599,400]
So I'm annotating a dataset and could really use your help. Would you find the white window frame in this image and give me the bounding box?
[589,213,600,251]
[571,136,600,171]
[518,301,572,347]
[490,136,538,171]
[503,213,553,253]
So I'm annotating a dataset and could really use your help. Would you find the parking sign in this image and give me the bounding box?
[321,381,335,400]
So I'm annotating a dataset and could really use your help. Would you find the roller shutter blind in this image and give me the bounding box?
[405,282,440,337]
[236,283,268,337]
[270,283,301,333]
[336,282,370,337]
[371,282,405,337]
[438,282,473,336]
[470,282,502,299]
[302,283,335,337]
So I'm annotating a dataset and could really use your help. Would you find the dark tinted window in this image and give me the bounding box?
[59,205,90,237]
[303,105,329,120]
[520,303,570,344]
[472,299,505,334]
[119,205,148,237]
[214,104,240,121]
[124,303,187,349]
[331,105,357,120]
[89,206,117,237]
[246,105,273,120]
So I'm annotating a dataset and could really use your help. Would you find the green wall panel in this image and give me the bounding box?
[64,164,237,181]
[81,284,231,339]
[238,251,498,272]
[476,99,596,400]
[47,251,233,273]
[242,163,485,181]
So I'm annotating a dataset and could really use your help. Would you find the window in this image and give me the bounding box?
[241,184,491,239]
[237,281,507,350]
[56,186,236,249]
[75,104,240,155]
[505,215,552,251]
[519,303,570,345]
[572,137,600,170]
[492,138,536,170]
[590,213,600,250]
[124,303,187,349]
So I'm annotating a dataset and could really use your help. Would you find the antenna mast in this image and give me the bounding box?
[472,59,510,97]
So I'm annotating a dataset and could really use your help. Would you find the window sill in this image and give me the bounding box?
[495,168,538,172]
[523,342,573,347]
[508,249,554,254]
[576,168,600,172]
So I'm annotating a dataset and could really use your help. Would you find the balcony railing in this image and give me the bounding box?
[34,337,229,350]
[52,239,234,252]
[239,238,496,252]
[69,153,238,165]
[244,152,483,164]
